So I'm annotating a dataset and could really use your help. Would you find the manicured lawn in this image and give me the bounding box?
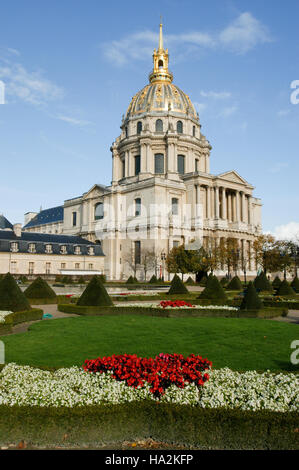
[1,315,298,371]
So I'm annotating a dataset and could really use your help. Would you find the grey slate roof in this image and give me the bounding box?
[0,215,13,230]
[23,206,64,229]
[0,230,104,256]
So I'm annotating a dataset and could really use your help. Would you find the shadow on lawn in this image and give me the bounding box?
[272,360,299,372]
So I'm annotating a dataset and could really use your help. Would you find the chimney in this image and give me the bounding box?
[13,223,22,238]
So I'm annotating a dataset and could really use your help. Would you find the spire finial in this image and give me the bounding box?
[159,17,163,51]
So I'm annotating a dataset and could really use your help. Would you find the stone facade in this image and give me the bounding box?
[22,22,262,281]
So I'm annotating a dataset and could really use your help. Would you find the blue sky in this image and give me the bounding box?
[0,0,298,238]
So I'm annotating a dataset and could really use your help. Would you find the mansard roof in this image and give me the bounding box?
[23,206,64,229]
[0,230,104,256]
[0,215,13,230]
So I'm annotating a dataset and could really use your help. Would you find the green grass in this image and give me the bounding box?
[1,315,298,372]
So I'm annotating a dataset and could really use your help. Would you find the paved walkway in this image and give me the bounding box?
[271,309,299,324]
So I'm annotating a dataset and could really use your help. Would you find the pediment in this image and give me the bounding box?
[83,184,107,200]
[217,171,252,187]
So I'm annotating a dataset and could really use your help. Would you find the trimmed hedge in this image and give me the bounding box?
[168,274,189,295]
[0,309,43,336]
[0,273,31,312]
[0,404,297,449]
[58,304,287,319]
[226,276,243,291]
[263,300,299,310]
[6,308,43,325]
[77,276,113,307]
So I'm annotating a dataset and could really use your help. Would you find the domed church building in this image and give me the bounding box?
[23,22,262,280]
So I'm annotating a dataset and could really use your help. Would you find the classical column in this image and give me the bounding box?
[125,151,129,177]
[235,191,240,222]
[227,192,232,221]
[241,192,246,222]
[215,186,220,219]
[140,143,147,173]
[221,187,227,220]
[206,186,211,219]
[247,195,253,224]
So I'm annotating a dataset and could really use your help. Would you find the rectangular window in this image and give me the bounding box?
[171,198,179,215]
[195,159,199,172]
[72,212,77,227]
[88,263,93,270]
[135,155,140,175]
[173,241,179,248]
[135,198,141,216]
[10,261,17,274]
[178,155,185,175]
[75,263,80,269]
[61,263,66,270]
[45,263,51,275]
[122,159,125,178]
[134,241,141,265]
[29,262,34,275]
[155,153,164,174]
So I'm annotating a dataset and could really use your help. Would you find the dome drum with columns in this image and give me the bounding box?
[22,21,262,281]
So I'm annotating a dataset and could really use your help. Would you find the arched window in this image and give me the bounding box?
[95,202,104,220]
[177,155,185,175]
[135,198,141,216]
[137,121,142,135]
[125,126,128,138]
[193,126,196,137]
[155,119,163,132]
[134,155,140,175]
[155,153,164,174]
[158,60,164,68]
[177,121,183,134]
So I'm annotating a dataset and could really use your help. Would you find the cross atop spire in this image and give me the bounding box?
[158,17,163,51]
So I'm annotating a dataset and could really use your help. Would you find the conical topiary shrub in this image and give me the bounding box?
[199,275,228,302]
[126,276,136,284]
[226,276,243,291]
[272,276,282,290]
[240,282,263,310]
[149,275,158,284]
[291,276,299,292]
[277,280,295,297]
[0,272,31,312]
[24,276,57,300]
[185,276,196,286]
[77,276,113,307]
[220,277,229,287]
[167,274,189,295]
[254,272,273,292]
[199,275,208,287]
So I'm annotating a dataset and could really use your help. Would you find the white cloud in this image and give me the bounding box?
[200,90,232,99]
[219,12,272,54]
[277,109,290,117]
[269,162,289,174]
[271,222,299,241]
[218,105,238,118]
[0,61,64,105]
[56,115,93,127]
[102,12,271,66]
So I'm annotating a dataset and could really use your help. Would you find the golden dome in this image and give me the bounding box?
[125,82,198,119]
[125,21,198,121]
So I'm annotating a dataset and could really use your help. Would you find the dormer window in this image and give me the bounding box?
[10,242,18,253]
[60,245,67,254]
[45,244,52,254]
[28,243,36,253]
[74,246,81,255]
[88,246,95,256]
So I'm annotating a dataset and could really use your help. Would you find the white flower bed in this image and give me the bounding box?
[116,303,238,310]
[0,363,297,412]
[0,311,12,324]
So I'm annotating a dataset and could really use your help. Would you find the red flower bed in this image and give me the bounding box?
[159,300,195,309]
[83,353,211,397]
